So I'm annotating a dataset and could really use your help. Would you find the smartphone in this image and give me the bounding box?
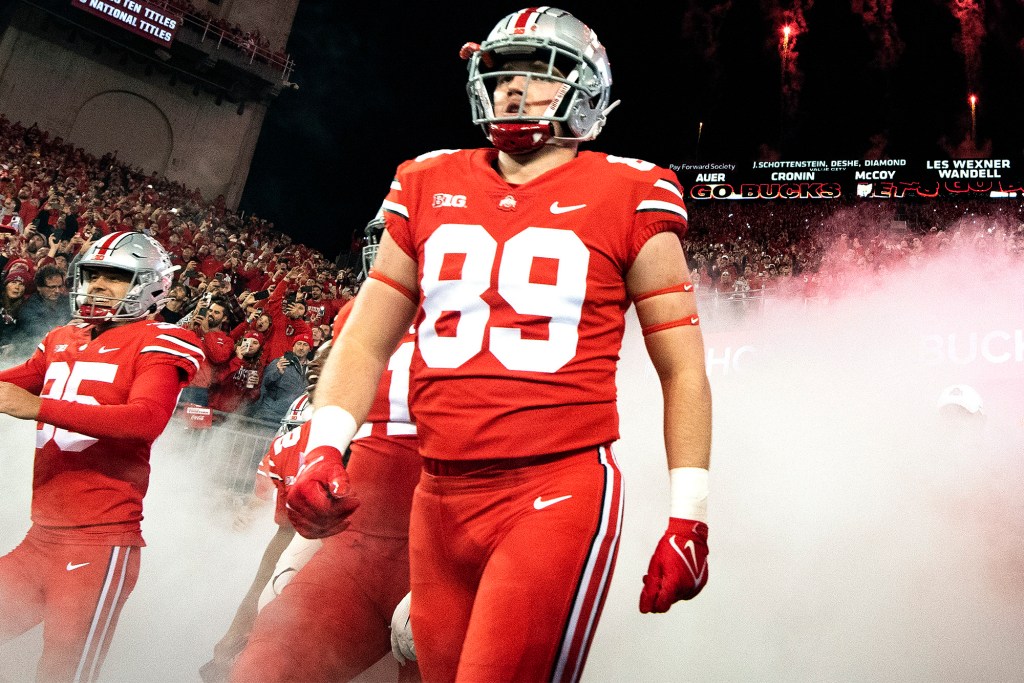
[300,286,313,294]
[252,290,270,301]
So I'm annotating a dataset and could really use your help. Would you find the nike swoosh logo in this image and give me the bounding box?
[689,316,699,325]
[550,201,587,214]
[669,535,706,584]
[98,347,119,354]
[683,283,694,292]
[534,494,572,510]
[66,562,90,571]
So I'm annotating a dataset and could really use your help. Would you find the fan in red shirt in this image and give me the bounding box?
[288,9,712,682]
[260,279,311,367]
[0,232,203,682]
[208,331,266,413]
[301,283,341,329]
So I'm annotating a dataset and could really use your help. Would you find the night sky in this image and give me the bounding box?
[237,1,1024,256]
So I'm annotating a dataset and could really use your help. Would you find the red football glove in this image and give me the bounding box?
[639,518,709,613]
[285,445,360,539]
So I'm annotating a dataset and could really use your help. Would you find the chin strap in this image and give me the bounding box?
[76,304,117,322]
[488,122,554,154]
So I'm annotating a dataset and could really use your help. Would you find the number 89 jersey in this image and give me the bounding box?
[383,148,688,460]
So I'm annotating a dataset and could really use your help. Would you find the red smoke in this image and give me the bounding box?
[851,0,903,69]
[950,0,985,89]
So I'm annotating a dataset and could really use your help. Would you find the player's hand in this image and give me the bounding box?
[286,445,359,539]
[639,518,709,613]
[390,591,416,665]
[0,381,42,420]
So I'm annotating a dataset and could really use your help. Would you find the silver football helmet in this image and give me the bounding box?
[276,392,313,437]
[72,231,176,322]
[465,7,616,153]
[361,209,386,279]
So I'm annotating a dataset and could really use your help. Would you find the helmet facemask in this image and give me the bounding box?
[465,8,617,153]
[74,267,163,322]
[361,218,384,278]
[71,232,175,322]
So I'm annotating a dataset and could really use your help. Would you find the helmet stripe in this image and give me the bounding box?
[513,7,546,34]
[91,232,130,262]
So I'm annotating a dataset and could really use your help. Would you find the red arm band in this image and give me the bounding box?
[633,282,694,303]
[642,315,700,336]
[36,363,184,442]
[368,270,417,304]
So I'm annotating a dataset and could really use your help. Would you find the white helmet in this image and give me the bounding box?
[276,392,313,437]
[464,7,616,154]
[937,384,984,416]
[72,231,176,322]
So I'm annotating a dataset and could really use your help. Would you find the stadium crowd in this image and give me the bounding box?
[0,114,357,424]
[1,113,1022,419]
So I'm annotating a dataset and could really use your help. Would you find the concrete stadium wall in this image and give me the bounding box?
[0,23,267,207]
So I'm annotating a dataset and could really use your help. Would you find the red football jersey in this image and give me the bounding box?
[0,321,203,545]
[383,148,688,460]
[333,301,417,440]
[257,419,310,526]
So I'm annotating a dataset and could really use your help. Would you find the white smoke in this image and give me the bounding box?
[589,242,1024,681]
[0,242,1020,681]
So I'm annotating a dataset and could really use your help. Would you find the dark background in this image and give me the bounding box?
[237,1,1024,257]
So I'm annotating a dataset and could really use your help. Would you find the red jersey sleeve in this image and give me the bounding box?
[382,154,437,261]
[626,167,689,267]
[36,363,183,442]
[137,324,205,384]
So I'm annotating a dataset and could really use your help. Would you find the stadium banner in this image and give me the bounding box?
[71,0,181,48]
[668,158,1023,201]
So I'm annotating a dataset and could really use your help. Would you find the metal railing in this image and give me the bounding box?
[165,407,278,494]
[148,0,295,80]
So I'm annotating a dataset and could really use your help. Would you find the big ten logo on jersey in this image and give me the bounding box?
[37,361,117,451]
[432,193,467,208]
[420,224,589,374]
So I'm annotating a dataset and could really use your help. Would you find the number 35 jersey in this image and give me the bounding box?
[383,148,689,460]
[0,321,203,545]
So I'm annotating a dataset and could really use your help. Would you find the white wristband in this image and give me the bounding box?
[305,406,359,454]
[669,467,709,523]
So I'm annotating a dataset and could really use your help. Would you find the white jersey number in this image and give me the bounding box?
[419,224,589,373]
[36,361,118,452]
[273,427,303,454]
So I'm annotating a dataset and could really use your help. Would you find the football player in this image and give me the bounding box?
[288,8,713,682]
[200,391,318,683]
[0,231,204,682]
[227,220,422,683]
